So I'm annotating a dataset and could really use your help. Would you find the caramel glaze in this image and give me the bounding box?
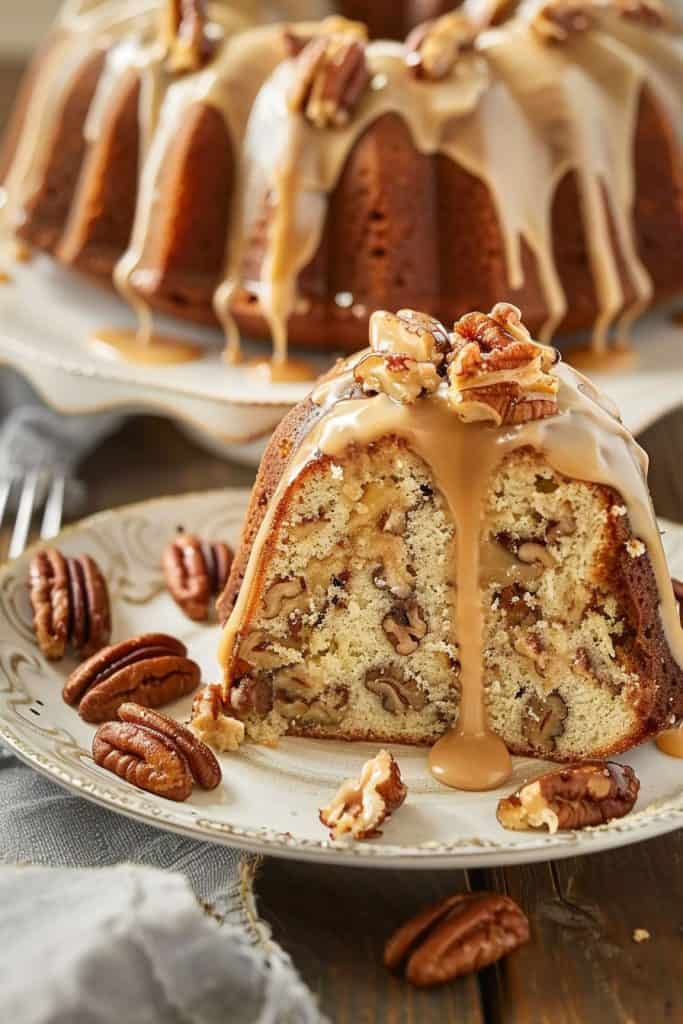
[656,728,683,758]
[218,358,683,792]
[3,4,683,370]
[90,327,201,365]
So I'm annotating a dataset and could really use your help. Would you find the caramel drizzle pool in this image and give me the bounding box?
[219,361,683,791]
[2,5,683,365]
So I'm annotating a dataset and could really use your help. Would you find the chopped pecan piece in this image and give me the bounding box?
[63,633,200,723]
[288,31,370,128]
[161,0,214,72]
[262,577,305,619]
[382,600,428,654]
[521,691,567,751]
[93,720,193,802]
[369,309,452,368]
[29,548,111,661]
[319,749,407,840]
[364,668,426,712]
[229,676,274,718]
[497,761,639,833]
[517,541,556,569]
[190,683,245,752]
[448,302,559,425]
[385,892,530,987]
[405,12,478,80]
[163,531,233,621]
[354,352,439,405]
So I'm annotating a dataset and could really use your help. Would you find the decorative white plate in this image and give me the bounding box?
[1,490,682,868]
[0,258,681,464]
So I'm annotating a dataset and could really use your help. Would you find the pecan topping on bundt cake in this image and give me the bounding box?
[288,29,371,128]
[405,11,479,79]
[527,0,671,41]
[447,302,560,424]
[161,0,214,72]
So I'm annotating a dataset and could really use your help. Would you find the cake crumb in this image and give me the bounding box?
[626,538,645,558]
[632,928,650,943]
[330,463,344,480]
[611,505,628,518]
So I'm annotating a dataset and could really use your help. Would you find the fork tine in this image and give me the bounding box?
[9,472,39,559]
[40,474,65,540]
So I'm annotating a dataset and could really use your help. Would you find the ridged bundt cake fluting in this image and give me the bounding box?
[1,0,682,370]
[216,304,683,790]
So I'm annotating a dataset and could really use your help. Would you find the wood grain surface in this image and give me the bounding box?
[2,58,683,1023]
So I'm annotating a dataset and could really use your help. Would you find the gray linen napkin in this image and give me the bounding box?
[0,739,325,1023]
[0,379,325,1022]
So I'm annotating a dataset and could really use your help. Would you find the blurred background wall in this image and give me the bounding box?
[1,1,63,57]
[1,0,683,55]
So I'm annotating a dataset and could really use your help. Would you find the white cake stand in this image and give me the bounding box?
[0,256,681,463]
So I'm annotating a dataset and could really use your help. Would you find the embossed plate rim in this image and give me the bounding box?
[0,490,681,869]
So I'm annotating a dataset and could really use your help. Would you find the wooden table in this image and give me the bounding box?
[3,59,683,1023]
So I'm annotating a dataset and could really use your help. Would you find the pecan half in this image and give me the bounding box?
[162,0,214,72]
[497,761,639,833]
[382,600,428,655]
[92,720,193,802]
[288,32,370,128]
[63,633,200,723]
[520,691,567,751]
[118,702,221,790]
[190,683,245,752]
[163,531,233,621]
[448,302,559,425]
[29,548,111,661]
[319,749,407,840]
[385,892,530,987]
[405,12,477,80]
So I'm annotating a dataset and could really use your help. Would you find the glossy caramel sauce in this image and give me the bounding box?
[89,328,202,366]
[656,728,683,758]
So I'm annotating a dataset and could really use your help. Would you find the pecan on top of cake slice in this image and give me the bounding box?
[447,301,560,425]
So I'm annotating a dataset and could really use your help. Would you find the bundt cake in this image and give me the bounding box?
[1,0,682,367]
[216,303,683,788]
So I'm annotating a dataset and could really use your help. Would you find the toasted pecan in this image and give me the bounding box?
[63,633,199,723]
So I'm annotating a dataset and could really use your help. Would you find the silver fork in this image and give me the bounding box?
[5,472,66,559]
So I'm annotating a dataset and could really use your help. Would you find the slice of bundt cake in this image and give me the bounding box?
[217,303,683,784]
